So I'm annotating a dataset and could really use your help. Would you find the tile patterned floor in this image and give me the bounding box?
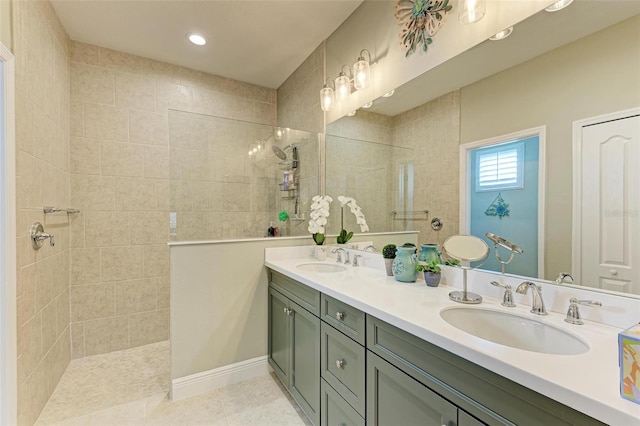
[35,341,310,426]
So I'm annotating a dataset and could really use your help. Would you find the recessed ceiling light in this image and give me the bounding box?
[362,101,373,109]
[187,33,206,46]
[347,111,357,117]
[490,27,514,41]
[382,90,395,98]
[545,0,573,12]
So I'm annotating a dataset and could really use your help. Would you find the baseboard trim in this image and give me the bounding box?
[170,355,269,401]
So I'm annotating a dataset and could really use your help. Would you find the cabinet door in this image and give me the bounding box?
[367,351,457,426]
[291,300,321,426]
[268,287,291,386]
[459,411,486,426]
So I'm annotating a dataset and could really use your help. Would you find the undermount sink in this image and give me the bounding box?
[296,263,347,273]
[440,307,589,355]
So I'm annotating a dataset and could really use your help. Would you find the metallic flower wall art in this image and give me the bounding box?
[395,0,452,57]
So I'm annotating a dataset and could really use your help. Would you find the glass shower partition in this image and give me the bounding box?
[168,110,320,241]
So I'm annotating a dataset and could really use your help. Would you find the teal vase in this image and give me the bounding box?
[418,244,442,263]
[392,247,418,283]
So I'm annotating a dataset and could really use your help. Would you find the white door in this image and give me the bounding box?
[579,114,640,294]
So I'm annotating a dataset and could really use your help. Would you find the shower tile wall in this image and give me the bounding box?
[391,91,461,246]
[68,41,277,359]
[12,1,71,425]
[325,111,397,234]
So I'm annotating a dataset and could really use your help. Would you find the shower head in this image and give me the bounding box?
[485,233,523,254]
[272,145,287,161]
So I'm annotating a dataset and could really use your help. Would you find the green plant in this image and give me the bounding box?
[382,244,397,259]
[416,260,441,274]
[336,229,354,244]
[443,258,460,267]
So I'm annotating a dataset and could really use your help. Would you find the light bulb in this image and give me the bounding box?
[458,0,486,24]
[545,0,573,12]
[353,60,370,90]
[320,86,335,112]
[489,27,513,41]
[335,74,351,101]
[187,33,206,46]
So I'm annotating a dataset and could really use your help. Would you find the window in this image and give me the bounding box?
[475,141,524,191]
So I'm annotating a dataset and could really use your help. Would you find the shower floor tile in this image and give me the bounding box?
[35,341,310,426]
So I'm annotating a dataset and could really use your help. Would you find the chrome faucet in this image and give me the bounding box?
[352,254,362,267]
[555,272,574,284]
[332,248,350,264]
[364,245,377,253]
[515,281,547,315]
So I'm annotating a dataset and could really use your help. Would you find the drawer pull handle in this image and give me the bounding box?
[336,359,345,369]
[283,307,293,316]
[336,311,345,320]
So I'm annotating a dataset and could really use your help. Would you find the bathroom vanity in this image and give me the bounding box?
[265,247,640,426]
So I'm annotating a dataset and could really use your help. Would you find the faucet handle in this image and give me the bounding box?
[352,254,362,267]
[331,248,344,263]
[564,298,602,325]
[490,281,516,307]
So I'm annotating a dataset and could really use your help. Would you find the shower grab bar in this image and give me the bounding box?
[392,210,429,220]
[43,206,80,215]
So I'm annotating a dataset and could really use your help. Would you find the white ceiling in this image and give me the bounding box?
[51,0,363,89]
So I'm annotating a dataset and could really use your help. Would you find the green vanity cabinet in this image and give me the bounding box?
[367,351,458,426]
[268,270,606,426]
[366,316,604,426]
[268,272,321,425]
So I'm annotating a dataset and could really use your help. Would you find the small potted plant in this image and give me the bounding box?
[382,244,397,276]
[417,260,442,287]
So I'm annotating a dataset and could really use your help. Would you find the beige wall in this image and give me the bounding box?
[67,40,278,359]
[460,15,640,280]
[1,0,11,49]
[170,232,417,380]
[12,0,71,424]
[277,42,324,134]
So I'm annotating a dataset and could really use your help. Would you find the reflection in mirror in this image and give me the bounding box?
[443,234,489,304]
[324,2,639,298]
[325,113,415,236]
[168,110,319,241]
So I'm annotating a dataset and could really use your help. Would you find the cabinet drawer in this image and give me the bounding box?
[321,322,365,416]
[321,378,365,426]
[269,270,320,315]
[321,294,365,345]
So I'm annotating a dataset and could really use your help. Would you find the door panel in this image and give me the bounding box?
[580,115,639,293]
[367,351,457,426]
[268,287,290,385]
[291,300,320,425]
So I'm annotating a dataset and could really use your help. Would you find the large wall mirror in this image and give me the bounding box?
[325,0,640,297]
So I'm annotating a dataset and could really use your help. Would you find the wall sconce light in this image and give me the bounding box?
[353,49,371,90]
[335,65,352,101]
[458,0,486,24]
[320,78,335,112]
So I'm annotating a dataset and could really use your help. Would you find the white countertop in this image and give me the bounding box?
[265,248,640,425]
